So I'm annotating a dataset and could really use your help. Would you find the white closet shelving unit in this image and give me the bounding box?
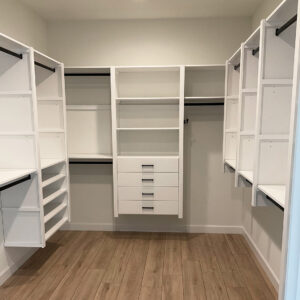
[184,65,225,104]
[35,51,70,241]
[235,27,260,186]
[223,49,241,172]
[65,67,112,162]
[0,33,70,247]
[111,66,184,217]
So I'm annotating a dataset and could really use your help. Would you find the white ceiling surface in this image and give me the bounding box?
[19,0,262,20]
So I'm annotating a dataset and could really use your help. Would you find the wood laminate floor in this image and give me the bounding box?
[0,231,277,300]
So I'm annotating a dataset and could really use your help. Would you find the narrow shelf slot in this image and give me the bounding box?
[44,202,67,223]
[43,188,67,206]
[42,174,65,188]
[45,217,68,241]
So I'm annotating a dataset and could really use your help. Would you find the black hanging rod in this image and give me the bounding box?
[185,102,224,106]
[69,161,112,165]
[0,46,23,59]
[252,47,260,56]
[234,63,240,71]
[35,61,56,73]
[266,195,284,211]
[0,175,31,192]
[65,73,110,77]
[276,14,297,36]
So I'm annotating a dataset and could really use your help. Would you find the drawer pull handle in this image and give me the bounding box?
[142,178,154,182]
[142,207,154,210]
[142,164,154,167]
[142,192,154,196]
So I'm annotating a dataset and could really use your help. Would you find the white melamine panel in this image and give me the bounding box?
[117,104,179,128]
[118,200,178,215]
[2,211,42,246]
[243,49,259,89]
[118,173,178,187]
[184,68,224,97]
[39,133,65,159]
[239,136,255,171]
[0,95,33,132]
[261,85,292,134]
[38,101,64,130]
[241,93,257,132]
[116,69,180,98]
[35,66,62,98]
[1,175,40,209]
[45,213,68,241]
[224,133,237,160]
[0,136,36,169]
[227,65,240,96]
[258,140,289,185]
[0,52,31,92]
[65,76,111,105]
[118,130,179,156]
[117,156,178,173]
[263,26,295,80]
[67,106,112,156]
[118,187,179,201]
[225,99,238,130]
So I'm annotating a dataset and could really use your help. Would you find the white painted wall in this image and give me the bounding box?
[252,0,283,30]
[0,0,48,53]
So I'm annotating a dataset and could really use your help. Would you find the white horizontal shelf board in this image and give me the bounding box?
[116,66,180,72]
[41,158,66,170]
[226,95,239,100]
[0,169,36,187]
[242,88,257,93]
[184,96,224,100]
[240,131,255,136]
[67,105,111,111]
[2,207,40,212]
[0,91,32,96]
[45,217,68,241]
[225,159,236,169]
[117,127,179,131]
[259,134,289,141]
[258,185,285,208]
[42,174,65,188]
[118,155,179,159]
[43,188,67,206]
[38,97,63,101]
[68,153,112,160]
[239,170,253,183]
[117,97,179,101]
[225,129,237,133]
[262,79,293,86]
[185,64,225,71]
[39,129,64,133]
[44,202,67,223]
[0,132,35,136]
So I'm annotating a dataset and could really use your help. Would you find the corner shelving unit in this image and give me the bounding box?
[111,66,184,217]
[34,50,70,242]
[65,67,112,162]
[235,27,260,186]
[223,49,241,172]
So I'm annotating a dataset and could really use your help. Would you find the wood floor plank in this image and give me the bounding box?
[139,233,165,300]
[202,270,229,300]
[116,233,150,300]
[95,283,121,300]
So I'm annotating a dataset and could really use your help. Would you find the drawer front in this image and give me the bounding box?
[118,187,178,201]
[118,157,178,173]
[118,173,178,187]
[118,201,178,215]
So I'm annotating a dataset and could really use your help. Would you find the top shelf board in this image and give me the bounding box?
[0,33,30,54]
[65,66,110,75]
[115,66,180,73]
[34,50,61,70]
[185,65,225,71]
[0,169,36,188]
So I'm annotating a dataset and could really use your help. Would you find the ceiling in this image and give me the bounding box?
[19,0,263,21]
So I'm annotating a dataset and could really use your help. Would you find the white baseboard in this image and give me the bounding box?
[0,248,37,286]
[62,222,243,234]
[242,227,279,291]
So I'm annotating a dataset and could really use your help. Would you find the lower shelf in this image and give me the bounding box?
[41,158,66,170]
[45,217,68,241]
[257,185,285,208]
[239,170,253,183]
[44,202,67,223]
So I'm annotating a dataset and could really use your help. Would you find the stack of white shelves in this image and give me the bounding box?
[223,49,241,172]
[65,67,112,162]
[35,51,70,241]
[111,66,184,217]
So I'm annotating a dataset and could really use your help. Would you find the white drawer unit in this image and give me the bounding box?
[118,200,178,215]
[117,157,179,173]
[118,187,179,201]
[118,172,179,187]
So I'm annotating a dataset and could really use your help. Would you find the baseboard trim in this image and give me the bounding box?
[0,248,37,286]
[62,222,244,234]
[242,227,279,292]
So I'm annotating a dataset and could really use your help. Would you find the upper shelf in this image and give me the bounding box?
[0,169,36,188]
[41,158,66,170]
[258,184,285,209]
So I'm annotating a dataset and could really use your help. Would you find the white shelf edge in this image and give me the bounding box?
[41,158,66,170]
[116,97,179,100]
[259,134,289,141]
[257,185,285,208]
[42,174,66,188]
[0,132,35,136]
[240,131,255,136]
[39,129,64,133]
[238,170,254,183]
[37,97,63,101]
[67,105,111,111]
[262,79,293,86]
[226,95,239,100]
[184,96,224,100]
[224,159,236,169]
[242,88,257,93]
[2,207,40,212]
[44,202,67,223]
[225,129,237,133]
[0,169,36,188]
[68,154,112,160]
[43,188,67,206]
[45,217,68,241]
[0,91,32,96]
[117,127,180,131]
